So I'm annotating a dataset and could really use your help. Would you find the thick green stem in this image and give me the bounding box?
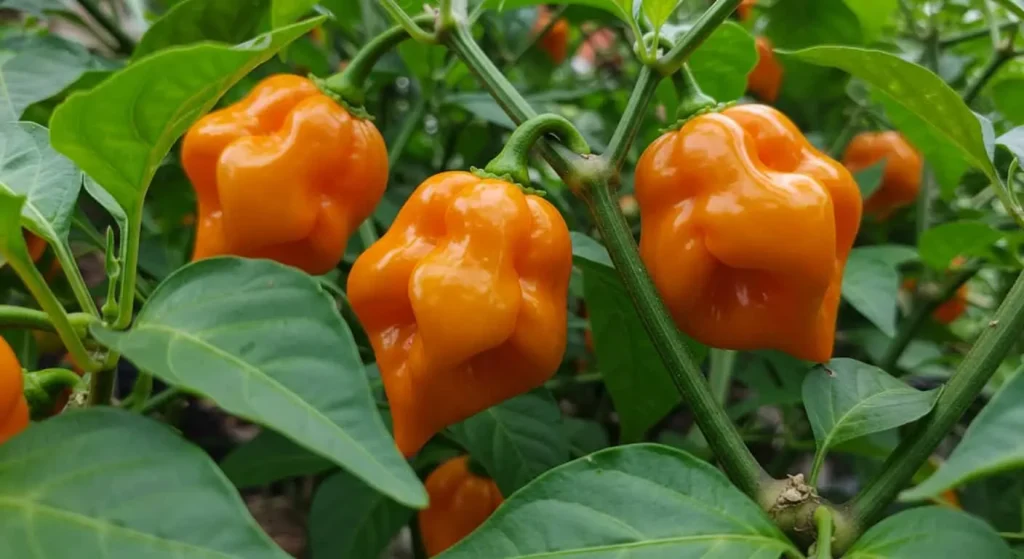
[879,264,980,372]
[588,178,766,497]
[87,363,118,406]
[484,114,591,186]
[124,372,153,412]
[814,507,834,559]
[322,15,433,108]
[851,270,1024,530]
[378,0,437,44]
[603,67,660,174]
[76,0,135,54]
[654,0,742,75]
[672,66,717,121]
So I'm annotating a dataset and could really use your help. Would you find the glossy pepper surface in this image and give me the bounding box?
[347,171,572,457]
[535,6,570,64]
[182,74,387,275]
[0,337,29,445]
[635,104,862,362]
[748,37,783,103]
[843,131,922,218]
[419,456,503,557]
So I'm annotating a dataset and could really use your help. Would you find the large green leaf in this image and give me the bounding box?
[220,430,334,488]
[49,17,323,220]
[788,46,994,193]
[844,507,1011,558]
[918,221,1005,270]
[90,257,427,508]
[134,0,273,59]
[842,246,902,337]
[663,22,757,102]
[0,122,79,242]
[903,370,1024,501]
[0,0,65,15]
[438,444,800,558]
[447,390,570,496]
[0,35,111,122]
[803,359,940,482]
[309,470,414,559]
[0,408,290,558]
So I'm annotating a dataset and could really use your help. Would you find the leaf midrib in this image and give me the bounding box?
[819,385,928,452]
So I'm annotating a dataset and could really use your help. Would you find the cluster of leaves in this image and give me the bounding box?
[0,0,1022,558]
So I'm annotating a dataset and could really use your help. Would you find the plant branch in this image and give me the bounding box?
[76,0,135,54]
[654,0,742,75]
[940,22,1018,47]
[814,507,834,559]
[963,49,1017,105]
[378,0,438,43]
[851,270,1024,530]
[0,306,93,335]
[603,66,660,174]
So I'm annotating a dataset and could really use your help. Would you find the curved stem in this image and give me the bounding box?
[588,177,766,497]
[879,264,980,371]
[322,15,434,108]
[814,507,834,559]
[654,0,741,75]
[76,0,135,54]
[378,0,438,44]
[0,305,93,335]
[484,114,590,186]
[603,66,660,174]
[672,65,717,121]
[852,270,1024,529]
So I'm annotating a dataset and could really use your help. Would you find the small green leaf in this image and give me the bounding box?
[844,507,1011,558]
[50,17,323,221]
[844,0,898,42]
[309,469,414,559]
[570,231,613,268]
[918,221,1004,270]
[842,247,901,337]
[438,444,800,558]
[134,0,273,59]
[803,358,940,482]
[220,430,334,488]
[662,22,757,102]
[903,370,1024,501]
[0,408,290,558]
[91,257,427,508]
[447,390,570,496]
[272,0,319,28]
[643,0,680,32]
[853,160,886,199]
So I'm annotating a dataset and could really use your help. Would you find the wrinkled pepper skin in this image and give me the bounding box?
[182,74,388,275]
[348,171,572,457]
[635,105,862,362]
[535,6,570,64]
[748,37,783,103]
[843,131,922,218]
[419,456,503,557]
[0,337,29,445]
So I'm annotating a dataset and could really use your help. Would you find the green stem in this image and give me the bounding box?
[671,65,717,121]
[708,349,736,406]
[322,15,433,108]
[0,305,93,335]
[1001,532,1024,542]
[588,177,765,497]
[75,0,135,54]
[963,50,1015,105]
[654,0,742,75]
[124,373,153,412]
[139,386,184,415]
[814,507,834,559]
[378,0,437,44]
[603,66,660,174]
[50,241,101,317]
[879,264,980,372]
[851,270,1024,530]
[827,105,865,159]
[484,114,591,186]
[940,22,1017,47]
[809,450,827,487]
[87,361,118,406]
[114,214,141,329]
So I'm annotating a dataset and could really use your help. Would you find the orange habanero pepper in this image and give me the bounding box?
[182,74,387,275]
[347,171,572,457]
[535,6,570,65]
[0,337,29,445]
[635,104,862,363]
[419,456,503,557]
[737,0,757,20]
[748,37,783,103]
[902,278,969,325]
[843,131,923,218]
[24,232,46,262]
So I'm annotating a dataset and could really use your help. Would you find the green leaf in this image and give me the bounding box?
[272,0,319,28]
[50,17,323,221]
[843,0,898,42]
[483,0,629,25]
[730,351,806,419]
[670,22,758,102]
[134,0,273,59]
[993,0,1024,19]
[0,0,65,15]
[851,244,918,268]
[447,390,570,496]
[918,221,1005,270]
[842,247,902,337]
[0,35,111,122]
[853,160,886,199]
[0,408,290,558]
[993,78,1024,126]
[437,444,800,558]
[562,417,609,457]
[997,126,1024,161]
[220,430,334,488]
[844,507,1011,558]
[788,46,994,194]
[570,231,613,267]
[90,257,427,508]
[309,470,414,559]
[803,358,940,481]
[903,370,1024,501]
[582,261,707,442]
[643,0,680,32]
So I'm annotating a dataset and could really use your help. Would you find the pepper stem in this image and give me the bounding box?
[483,114,591,187]
[672,65,717,123]
[23,368,84,417]
[321,14,434,111]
